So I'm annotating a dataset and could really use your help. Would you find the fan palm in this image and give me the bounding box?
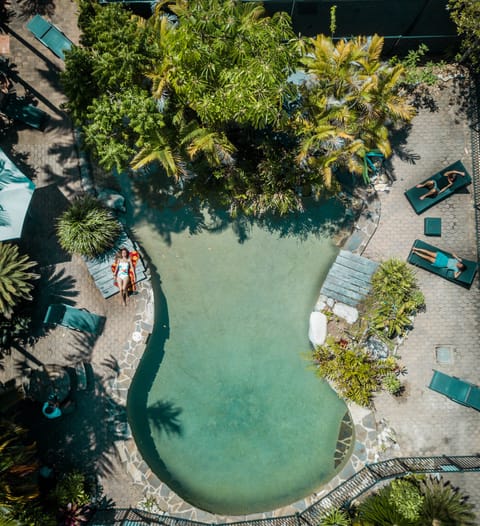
[0,244,38,319]
[56,196,121,258]
[419,477,476,526]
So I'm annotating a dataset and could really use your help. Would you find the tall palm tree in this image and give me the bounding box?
[0,244,38,319]
[298,35,415,186]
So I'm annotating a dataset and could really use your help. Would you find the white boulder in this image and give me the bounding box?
[332,302,358,324]
[308,311,327,347]
[97,189,126,213]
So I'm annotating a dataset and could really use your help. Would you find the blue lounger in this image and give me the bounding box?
[26,15,73,60]
[429,370,480,411]
[407,239,477,289]
[44,304,105,335]
[404,160,471,214]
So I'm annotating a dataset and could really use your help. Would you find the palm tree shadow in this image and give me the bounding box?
[147,400,183,437]
[17,0,55,19]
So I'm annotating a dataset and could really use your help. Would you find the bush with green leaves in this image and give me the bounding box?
[449,0,480,72]
[0,243,38,319]
[366,258,424,339]
[354,475,475,526]
[390,44,442,87]
[312,336,399,406]
[56,196,121,258]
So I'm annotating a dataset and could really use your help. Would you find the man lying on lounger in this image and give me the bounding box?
[411,247,466,278]
[416,169,465,200]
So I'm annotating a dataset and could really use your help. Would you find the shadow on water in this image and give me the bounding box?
[122,169,350,246]
[126,252,185,490]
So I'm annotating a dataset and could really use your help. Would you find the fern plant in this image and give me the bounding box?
[56,196,121,258]
[0,243,38,319]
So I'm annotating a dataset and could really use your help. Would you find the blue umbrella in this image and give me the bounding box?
[0,147,35,241]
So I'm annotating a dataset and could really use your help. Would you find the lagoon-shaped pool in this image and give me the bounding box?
[127,196,354,515]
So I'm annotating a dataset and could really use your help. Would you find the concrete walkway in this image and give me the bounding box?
[0,0,479,520]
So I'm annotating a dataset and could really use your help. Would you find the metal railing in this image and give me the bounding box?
[470,74,480,286]
[89,455,480,525]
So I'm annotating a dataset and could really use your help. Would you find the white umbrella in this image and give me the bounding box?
[0,147,35,241]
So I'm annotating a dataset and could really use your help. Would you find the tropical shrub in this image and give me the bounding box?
[366,259,424,339]
[56,196,121,258]
[419,477,475,526]
[312,336,399,406]
[319,507,351,525]
[0,244,38,319]
[390,44,442,87]
[0,419,40,511]
[53,472,91,508]
[448,0,480,71]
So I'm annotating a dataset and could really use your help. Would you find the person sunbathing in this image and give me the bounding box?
[416,169,465,200]
[412,247,466,279]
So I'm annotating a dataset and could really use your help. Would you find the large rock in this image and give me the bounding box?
[333,302,359,324]
[308,311,327,347]
[97,188,126,213]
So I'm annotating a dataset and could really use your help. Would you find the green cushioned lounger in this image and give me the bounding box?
[27,15,73,60]
[404,160,471,214]
[407,239,477,288]
[2,97,48,130]
[44,304,105,335]
[429,370,480,411]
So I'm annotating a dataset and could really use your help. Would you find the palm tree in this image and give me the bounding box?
[419,477,476,526]
[0,244,38,319]
[298,35,415,186]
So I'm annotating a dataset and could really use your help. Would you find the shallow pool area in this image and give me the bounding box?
[127,196,354,515]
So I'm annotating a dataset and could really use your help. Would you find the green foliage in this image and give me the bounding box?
[0,313,32,354]
[390,44,441,86]
[56,196,121,258]
[382,372,402,396]
[418,477,475,526]
[53,472,91,508]
[0,419,39,511]
[298,35,415,185]
[367,259,424,338]
[0,244,38,319]
[329,5,337,37]
[312,337,398,406]
[150,0,299,129]
[388,479,424,522]
[319,507,351,526]
[449,0,480,71]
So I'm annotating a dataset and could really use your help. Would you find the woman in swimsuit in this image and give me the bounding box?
[112,247,135,306]
[411,247,466,279]
[416,169,465,201]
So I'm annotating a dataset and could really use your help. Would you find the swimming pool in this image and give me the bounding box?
[127,195,354,515]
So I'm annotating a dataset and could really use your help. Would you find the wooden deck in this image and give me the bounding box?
[320,250,378,307]
[83,229,147,299]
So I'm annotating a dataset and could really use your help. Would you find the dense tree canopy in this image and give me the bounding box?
[448,0,480,71]
[62,0,413,216]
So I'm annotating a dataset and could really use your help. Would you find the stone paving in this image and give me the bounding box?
[0,1,479,522]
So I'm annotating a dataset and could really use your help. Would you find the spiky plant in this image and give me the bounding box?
[58,502,91,526]
[0,244,38,319]
[319,507,351,525]
[56,196,121,258]
[419,477,475,526]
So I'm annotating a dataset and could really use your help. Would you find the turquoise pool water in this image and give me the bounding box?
[127,195,353,515]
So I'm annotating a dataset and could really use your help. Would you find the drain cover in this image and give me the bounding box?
[435,345,455,365]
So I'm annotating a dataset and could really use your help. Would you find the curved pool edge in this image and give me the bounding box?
[111,193,384,522]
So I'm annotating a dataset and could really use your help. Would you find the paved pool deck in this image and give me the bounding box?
[0,0,479,520]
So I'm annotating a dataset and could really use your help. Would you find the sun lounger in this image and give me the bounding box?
[1,95,48,130]
[26,15,73,60]
[404,160,471,214]
[429,370,480,411]
[407,239,477,288]
[44,304,105,335]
